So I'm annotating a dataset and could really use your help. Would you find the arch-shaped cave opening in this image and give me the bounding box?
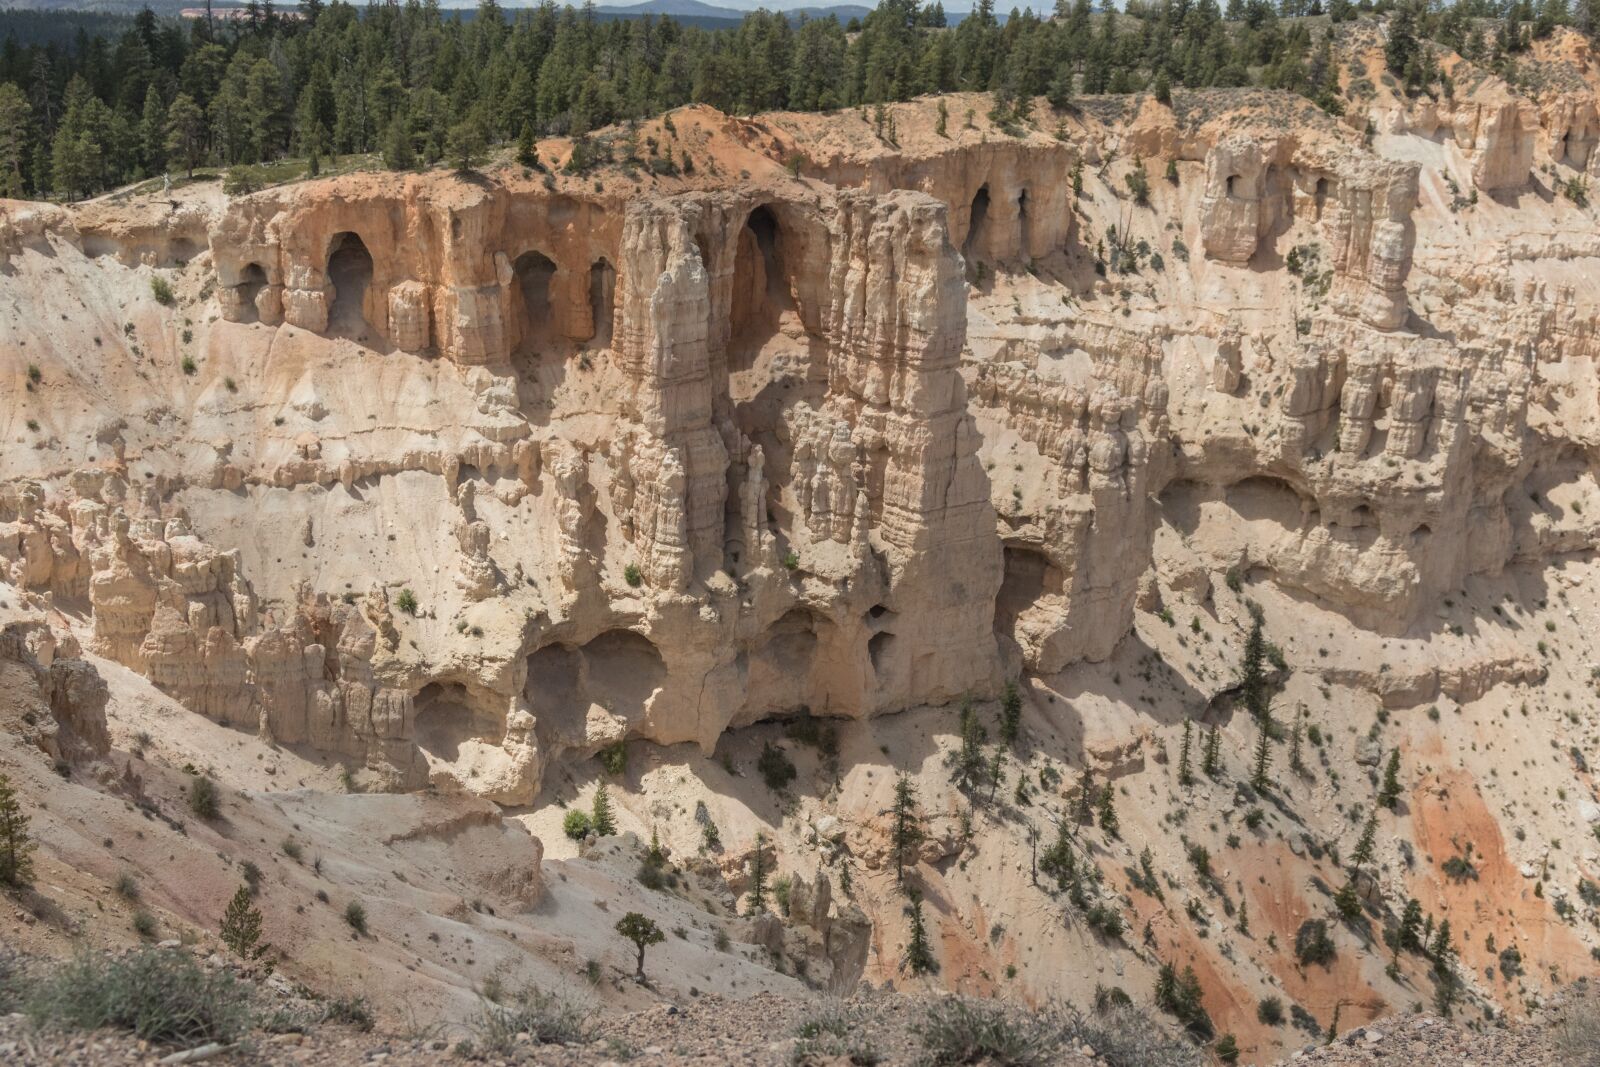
[867,630,897,675]
[582,630,666,716]
[588,257,616,348]
[740,607,850,722]
[1313,177,1330,217]
[237,263,268,322]
[413,682,505,762]
[168,237,200,266]
[524,631,666,752]
[512,249,557,355]
[1226,475,1310,530]
[995,544,1063,645]
[1225,174,1241,198]
[1017,187,1031,257]
[326,231,375,339]
[964,185,991,263]
[731,205,792,338]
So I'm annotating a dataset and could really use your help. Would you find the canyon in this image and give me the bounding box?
[6,22,1600,1066]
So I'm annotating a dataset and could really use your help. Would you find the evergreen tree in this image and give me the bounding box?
[1202,723,1222,777]
[1240,613,1269,724]
[1237,898,1249,935]
[999,680,1022,746]
[1250,716,1272,791]
[1177,719,1194,787]
[746,832,768,914]
[1075,768,1096,823]
[615,911,664,979]
[1097,783,1120,838]
[382,114,415,171]
[1396,897,1424,952]
[889,771,925,884]
[1350,810,1378,872]
[903,887,938,974]
[0,771,34,886]
[0,84,30,198]
[1378,749,1403,810]
[592,781,617,836]
[1334,878,1362,921]
[164,92,205,179]
[1288,710,1305,774]
[949,699,989,795]
[447,111,487,171]
[516,121,539,169]
[220,883,272,966]
[139,84,165,175]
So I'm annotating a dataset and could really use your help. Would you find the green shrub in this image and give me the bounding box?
[623,563,643,588]
[599,742,628,777]
[915,997,1064,1066]
[562,809,593,840]
[186,775,219,820]
[150,277,175,306]
[758,742,797,792]
[793,1002,883,1065]
[344,900,368,936]
[1154,962,1213,1040]
[180,355,197,376]
[395,588,418,616]
[1065,1002,1202,1067]
[322,994,374,1032]
[132,910,158,938]
[1257,996,1284,1025]
[26,948,254,1047]
[1295,919,1335,966]
[471,986,593,1055]
[223,165,264,196]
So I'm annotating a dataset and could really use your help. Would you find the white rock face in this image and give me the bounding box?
[4,77,1600,809]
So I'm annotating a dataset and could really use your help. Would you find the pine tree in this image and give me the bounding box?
[1237,898,1249,935]
[935,98,949,137]
[1397,897,1424,952]
[903,888,938,974]
[746,832,768,914]
[0,84,30,198]
[1075,769,1096,823]
[1038,819,1078,893]
[987,749,1005,804]
[999,680,1022,746]
[516,121,539,168]
[1429,918,1455,968]
[1378,749,1403,809]
[1288,711,1305,775]
[591,781,616,836]
[1334,879,1362,921]
[383,115,415,171]
[164,93,205,179]
[1250,716,1272,791]
[1241,614,1269,724]
[220,883,271,965]
[949,700,989,795]
[1202,724,1222,778]
[1097,783,1120,838]
[889,772,925,884]
[615,911,664,980]
[1350,811,1378,872]
[1177,719,1194,787]
[0,771,35,887]
[139,85,165,176]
